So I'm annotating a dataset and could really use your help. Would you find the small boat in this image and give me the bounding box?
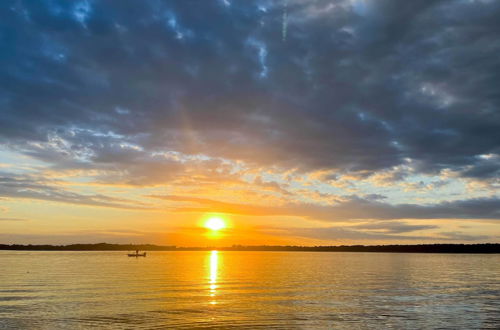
[127,250,147,257]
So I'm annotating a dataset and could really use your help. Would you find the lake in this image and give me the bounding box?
[1,251,499,329]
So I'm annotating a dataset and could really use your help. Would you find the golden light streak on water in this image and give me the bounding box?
[209,250,218,305]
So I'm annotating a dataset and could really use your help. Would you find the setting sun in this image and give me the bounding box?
[204,217,227,231]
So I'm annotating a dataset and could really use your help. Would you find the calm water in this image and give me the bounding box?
[1,251,499,329]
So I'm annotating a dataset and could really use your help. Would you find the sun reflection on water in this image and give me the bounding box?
[209,250,218,305]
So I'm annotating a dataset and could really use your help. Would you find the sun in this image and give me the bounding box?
[204,217,227,231]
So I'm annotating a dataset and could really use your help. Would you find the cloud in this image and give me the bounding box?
[351,221,438,233]
[0,0,499,246]
[0,173,151,210]
[0,231,152,245]
[269,226,491,242]
[150,195,285,217]
[0,217,28,222]
[459,154,500,181]
[0,0,499,185]
[0,229,210,246]
[151,194,500,221]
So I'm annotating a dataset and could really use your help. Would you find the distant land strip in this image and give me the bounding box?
[1,243,499,253]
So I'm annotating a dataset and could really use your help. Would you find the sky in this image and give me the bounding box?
[0,0,499,246]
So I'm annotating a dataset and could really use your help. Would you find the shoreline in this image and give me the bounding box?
[1,243,499,253]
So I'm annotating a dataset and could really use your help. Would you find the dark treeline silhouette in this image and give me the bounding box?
[0,243,499,253]
[0,243,176,251]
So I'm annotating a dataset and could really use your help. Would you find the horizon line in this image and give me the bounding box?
[1,242,499,253]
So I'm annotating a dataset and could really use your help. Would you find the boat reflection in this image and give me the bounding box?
[208,250,218,305]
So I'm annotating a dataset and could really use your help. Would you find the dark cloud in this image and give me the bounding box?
[458,154,500,181]
[0,0,499,183]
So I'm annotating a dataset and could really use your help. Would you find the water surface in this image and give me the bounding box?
[1,251,499,329]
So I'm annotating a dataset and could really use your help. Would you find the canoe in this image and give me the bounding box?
[127,253,147,257]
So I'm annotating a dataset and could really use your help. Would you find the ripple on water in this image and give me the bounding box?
[0,251,499,329]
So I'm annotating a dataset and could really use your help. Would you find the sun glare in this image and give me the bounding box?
[204,217,226,231]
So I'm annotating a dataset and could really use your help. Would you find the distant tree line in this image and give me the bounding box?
[0,243,498,253]
[0,243,176,251]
